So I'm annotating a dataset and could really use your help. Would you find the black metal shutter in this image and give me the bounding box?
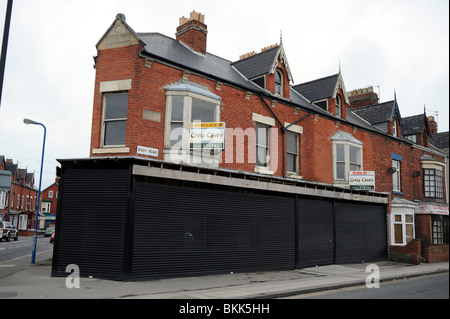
[52,169,129,280]
[297,199,334,268]
[335,202,387,263]
[132,181,295,280]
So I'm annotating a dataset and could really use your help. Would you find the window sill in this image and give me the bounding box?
[286,172,303,180]
[163,149,220,168]
[254,166,274,175]
[92,147,130,154]
[392,191,404,195]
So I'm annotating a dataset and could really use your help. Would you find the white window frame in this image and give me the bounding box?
[275,69,283,97]
[286,132,299,174]
[48,190,53,198]
[332,141,363,185]
[41,202,51,213]
[391,212,415,246]
[255,123,270,168]
[336,95,341,118]
[101,92,129,147]
[18,215,27,230]
[392,160,401,192]
[252,113,276,175]
[393,119,398,137]
[164,90,221,166]
[285,122,303,178]
[92,80,132,155]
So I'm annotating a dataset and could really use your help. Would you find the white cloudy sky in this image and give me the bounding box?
[0,0,448,189]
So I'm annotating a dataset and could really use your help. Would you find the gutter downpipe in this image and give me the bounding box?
[258,93,312,178]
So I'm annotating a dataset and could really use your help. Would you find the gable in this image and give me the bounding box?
[293,74,339,102]
[96,14,144,50]
[293,72,349,105]
[402,114,428,136]
[231,45,293,83]
[352,100,402,126]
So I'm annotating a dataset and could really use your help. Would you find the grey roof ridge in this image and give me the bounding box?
[230,45,280,66]
[137,32,236,64]
[353,100,395,110]
[292,73,339,88]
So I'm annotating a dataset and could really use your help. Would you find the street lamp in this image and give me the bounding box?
[23,118,46,264]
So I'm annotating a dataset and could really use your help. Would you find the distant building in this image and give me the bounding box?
[0,158,38,234]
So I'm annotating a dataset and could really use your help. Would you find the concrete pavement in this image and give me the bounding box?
[0,250,448,299]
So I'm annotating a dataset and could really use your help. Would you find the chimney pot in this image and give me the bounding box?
[176,11,207,54]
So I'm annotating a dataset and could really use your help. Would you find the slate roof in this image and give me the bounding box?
[136,32,399,134]
[351,100,402,125]
[291,74,339,102]
[138,33,311,109]
[99,16,419,142]
[401,114,430,136]
[430,131,449,154]
[5,163,17,177]
[231,46,280,80]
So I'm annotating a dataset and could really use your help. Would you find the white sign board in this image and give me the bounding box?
[137,145,159,157]
[416,203,449,216]
[189,122,226,149]
[349,171,375,190]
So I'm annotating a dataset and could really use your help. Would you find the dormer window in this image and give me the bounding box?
[336,95,341,118]
[275,69,283,96]
[393,119,398,137]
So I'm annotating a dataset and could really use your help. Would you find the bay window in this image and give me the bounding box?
[423,168,444,199]
[164,80,221,166]
[332,131,363,185]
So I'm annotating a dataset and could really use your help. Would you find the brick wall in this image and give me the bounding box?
[390,239,422,264]
[89,30,447,204]
[424,244,449,263]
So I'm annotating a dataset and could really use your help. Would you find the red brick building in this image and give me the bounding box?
[50,11,448,280]
[87,12,448,264]
[40,177,59,228]
[1,158,39,235]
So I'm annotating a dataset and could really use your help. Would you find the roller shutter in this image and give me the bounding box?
[297,199,334,268]
[335,202,387,263]
[52,169,129,280]
[131,181,296,280]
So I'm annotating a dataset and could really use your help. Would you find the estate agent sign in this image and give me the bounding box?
[349,171,375,190]
[189,122,226,150]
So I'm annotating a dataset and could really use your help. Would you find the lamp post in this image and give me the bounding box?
[0,0,13,108]
[23,118,46,264]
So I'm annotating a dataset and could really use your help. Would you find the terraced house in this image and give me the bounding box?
[52,12,448,281]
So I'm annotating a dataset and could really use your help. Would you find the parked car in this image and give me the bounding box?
[0,221,19,242]
[44,226,55,237]
[50,230,55,244]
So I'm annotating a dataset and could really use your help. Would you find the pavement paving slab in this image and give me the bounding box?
[0,254,448,299]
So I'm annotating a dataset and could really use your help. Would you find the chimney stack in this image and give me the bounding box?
[176,11,207,54]
[347,86,379,109]
[427,116,437,135]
